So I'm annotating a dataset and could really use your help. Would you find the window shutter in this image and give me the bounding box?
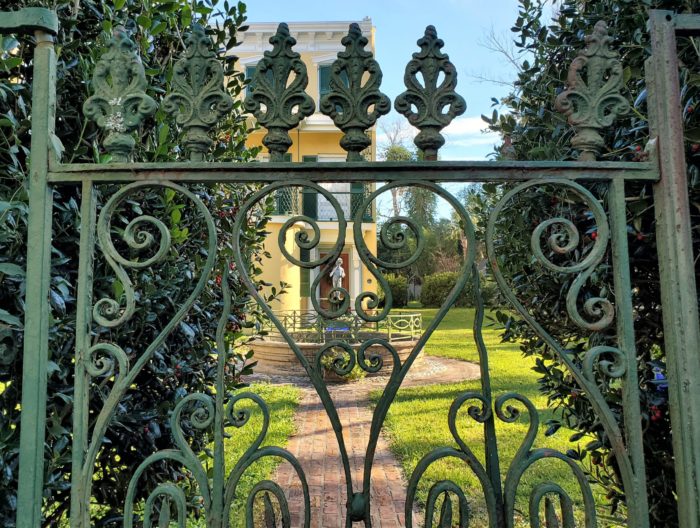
[300,249,310,297]
[351,183,371,221]
[302,188,317,220]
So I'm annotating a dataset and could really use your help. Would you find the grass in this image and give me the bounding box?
[372,307,608,526]
[225,382,300,527]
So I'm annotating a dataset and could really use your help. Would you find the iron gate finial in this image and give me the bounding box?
[83,28,157,163]
[555,21,630,161]
[243,23,315,162]
[395,25,466,161]
[319,23,391,162]
[162,24,234,162]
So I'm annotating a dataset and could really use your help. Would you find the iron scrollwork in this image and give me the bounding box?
[233,180,478,526]
[406,270,599,528]
[73,183,309,527]
[72,182,216,524]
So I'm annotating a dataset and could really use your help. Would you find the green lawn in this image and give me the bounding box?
[225,382,300,527]
[373,307,611,526]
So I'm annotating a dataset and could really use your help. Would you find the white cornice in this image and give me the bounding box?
[311,52,340,64]
[234,18,373,54]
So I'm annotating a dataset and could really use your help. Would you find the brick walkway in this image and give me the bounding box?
[254,356,481,527]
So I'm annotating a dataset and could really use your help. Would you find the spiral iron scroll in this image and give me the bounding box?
[121,264,309,527]
[484,179,635,524]
[74,182,216,519]
[233,180,477,526]
[73,182,309,527]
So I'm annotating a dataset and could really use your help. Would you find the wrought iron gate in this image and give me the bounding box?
[3,7,700,528]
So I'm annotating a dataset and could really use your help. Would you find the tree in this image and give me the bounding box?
[0,1,272,525]
[378,119,415,217]
[482,0,699,525]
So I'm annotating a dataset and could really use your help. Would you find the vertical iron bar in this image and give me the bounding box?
[70,181,97,527]
[16,30,57,528]
[608,178,650,528]
[472,269,503,524]
[647,10,700,527]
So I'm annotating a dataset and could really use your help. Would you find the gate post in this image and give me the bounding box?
[647,10,700,527]
[15,29,57,528]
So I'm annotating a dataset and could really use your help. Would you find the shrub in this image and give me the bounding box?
[385,274,408,308]
[420,271,474,308]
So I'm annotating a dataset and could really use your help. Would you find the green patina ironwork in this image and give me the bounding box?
[163,24,234,161]
[319,23,391,161]
[244,23,315,161]
[555,21,630,162]
[82,28,157,162]
[395,25,466,160]
[0,7,58,35]
[9,9,700,528]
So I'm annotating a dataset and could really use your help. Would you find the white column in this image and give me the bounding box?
[352,242,361,309]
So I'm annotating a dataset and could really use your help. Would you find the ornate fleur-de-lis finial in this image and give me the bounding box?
[395,26,466,161]
[555,21,630,161]
[320,23,391,162]
[244,23,315,162]
[83,28,157,162]
[163,24,234,161]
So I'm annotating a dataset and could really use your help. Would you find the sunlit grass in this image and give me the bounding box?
[373,308,611,526]
[224,382,300,528]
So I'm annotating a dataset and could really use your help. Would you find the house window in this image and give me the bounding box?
[302,155,318,163]
[319,65,349,100]
[319,65,332,99]
[245,64,274,94]
[245,65,256,94]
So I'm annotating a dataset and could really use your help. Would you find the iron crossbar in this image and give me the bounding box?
[46,159,659,183]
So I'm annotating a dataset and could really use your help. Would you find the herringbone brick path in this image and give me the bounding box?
[255,356,480,527]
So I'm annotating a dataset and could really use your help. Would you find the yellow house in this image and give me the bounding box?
[236,19,379,313]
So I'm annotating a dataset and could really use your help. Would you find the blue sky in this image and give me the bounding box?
[243,0,524,161]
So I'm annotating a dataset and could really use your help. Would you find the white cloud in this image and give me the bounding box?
[441,114,498,155]
[442,115,490,137]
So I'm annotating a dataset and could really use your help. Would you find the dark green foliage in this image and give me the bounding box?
[0,1,271,526]
[482,1,700,525]
[385,274,408,308]
[420,272,472,308]
[403,187,438,230]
